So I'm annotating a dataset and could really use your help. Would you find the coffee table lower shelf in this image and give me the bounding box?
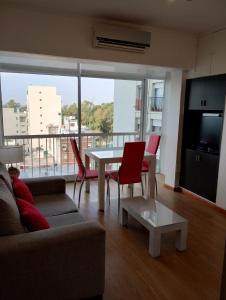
[120,197,188,258]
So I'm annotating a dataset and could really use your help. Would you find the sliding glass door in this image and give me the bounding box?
[81,77,143,149]
[144,79,165,172]
[1,72,78,177]
[0,64,165,178]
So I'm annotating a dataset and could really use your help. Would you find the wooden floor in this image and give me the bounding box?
[66,176,226,300]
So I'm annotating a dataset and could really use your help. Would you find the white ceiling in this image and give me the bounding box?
[1,0,226,34]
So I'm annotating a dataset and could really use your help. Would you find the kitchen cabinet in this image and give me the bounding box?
[187,74,226,111]
[181,149,219,202]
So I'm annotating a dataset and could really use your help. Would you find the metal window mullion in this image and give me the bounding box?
[38,138,41,176]
[140,79,148,141]
[45,137,48,174]
[77,63,82,152]
[31,138,33,177]
[67,137,69,175]
[73,141,76,173]
[0,73,4,146]
[23,138,25,172]
[60,137,62,175]
[53,137,55,176]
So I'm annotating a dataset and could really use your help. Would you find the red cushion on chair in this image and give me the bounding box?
[142,161,149,172]
[12,176,35,205]
[109,171,119,181]
[16,198,50,231]
[110,142,145,185]
[84,169,99,179]
[146,134,161,155]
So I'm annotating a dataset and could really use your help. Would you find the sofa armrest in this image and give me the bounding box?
[0,221,105,300]
[23,176,66,196]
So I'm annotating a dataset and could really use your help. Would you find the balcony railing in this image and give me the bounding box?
[4,132,139,178]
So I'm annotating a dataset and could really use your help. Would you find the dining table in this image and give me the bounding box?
[84,147,156,211]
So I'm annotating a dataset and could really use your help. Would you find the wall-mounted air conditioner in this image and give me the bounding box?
[93,23,151,52]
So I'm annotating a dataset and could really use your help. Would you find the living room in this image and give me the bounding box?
[0,0,226,299]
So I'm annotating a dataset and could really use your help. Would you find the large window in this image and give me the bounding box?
[144,79,165,172]
[0,63,166,178]
[1,72,78,177]
[81,77,142,148]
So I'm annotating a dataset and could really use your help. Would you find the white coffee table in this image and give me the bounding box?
[120,196,188,257]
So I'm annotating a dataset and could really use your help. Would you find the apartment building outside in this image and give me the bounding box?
[146,79,164,134]
[19,86,61,171]
[3,107,28,136]
[27,86,62,136]
[61,116,78,134]
[113,79,164,137]
[112,79,164,171]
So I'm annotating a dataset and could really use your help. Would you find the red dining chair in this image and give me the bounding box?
[106,141,145,213]
[70,138,109,209]
[142,134,161,195]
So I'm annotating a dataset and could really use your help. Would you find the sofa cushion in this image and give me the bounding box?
[12,176,35,204]
[0,162,13,191]
[16,198,50,232]
[0,178,25,235]
[35,193,78,217]
[46,212,85,228]
[23,176,66,196]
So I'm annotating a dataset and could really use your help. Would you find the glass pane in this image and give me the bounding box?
[145,79,165,172]
[81,77,142,150]
[1,72,78,178]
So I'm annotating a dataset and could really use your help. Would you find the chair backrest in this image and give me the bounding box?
[70,139,85,178]
[119,141,145,185]
[146,134,161,154]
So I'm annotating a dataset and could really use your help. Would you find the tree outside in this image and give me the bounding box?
[63,100,113,133]
[4,98,114,134]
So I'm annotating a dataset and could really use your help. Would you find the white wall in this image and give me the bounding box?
[0,5,197,70]
[161,70,184,187]
[189,28,226,78]
[217,104,226,209]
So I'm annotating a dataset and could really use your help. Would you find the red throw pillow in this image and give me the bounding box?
[16,198,50,232]
[12,176,34,205]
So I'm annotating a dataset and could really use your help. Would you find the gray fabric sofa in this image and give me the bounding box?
[0,162,105,300]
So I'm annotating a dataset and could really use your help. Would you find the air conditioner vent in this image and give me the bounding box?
[94,23,151,52]
[96,37,148,49]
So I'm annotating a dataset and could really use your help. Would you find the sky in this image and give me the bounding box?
[1,72,114,106]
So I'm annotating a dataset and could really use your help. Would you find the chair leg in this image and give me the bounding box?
[128,184,133,197]
[78,178,85,209]
[155,176,158,197]
[141,179,144,196]
[118,183,121,215]
[144,174,147,187]
[73,175,78,200]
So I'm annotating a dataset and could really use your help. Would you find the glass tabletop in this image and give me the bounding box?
[140,201,186,227]
[86,147,153,159]
[122,197,187,228]
[90,148,123,159]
